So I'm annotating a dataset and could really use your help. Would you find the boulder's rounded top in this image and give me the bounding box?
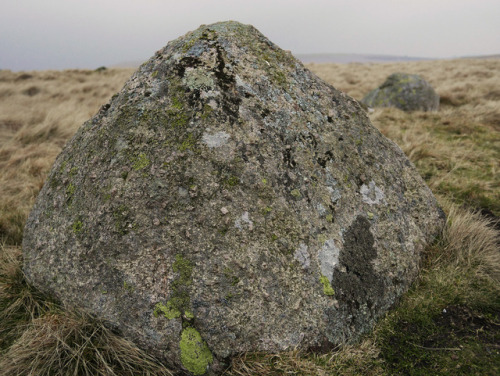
[362,72,440,112]
[177,21,262,48]
[189,20,254,34]
[382,72,424,86]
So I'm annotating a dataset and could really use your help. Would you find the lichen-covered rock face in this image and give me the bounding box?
[23,22,445,375]
[361,73,440,112]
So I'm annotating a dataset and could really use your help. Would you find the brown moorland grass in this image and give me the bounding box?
[309,58,500,215]
[0,68,134,244]
[0,58,499,375]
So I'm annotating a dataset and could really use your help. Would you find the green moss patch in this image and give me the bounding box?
[179,327,213,375]
[72,220,83,234]
[158,254,194,319]
[154,301,181,320]
[376,266,500,375]
[66,183,76,197]
[112,205,132,235]
[132,152,150,171]
[320,275,335,296]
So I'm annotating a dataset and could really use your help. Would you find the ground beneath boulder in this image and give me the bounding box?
[383,305,500,375]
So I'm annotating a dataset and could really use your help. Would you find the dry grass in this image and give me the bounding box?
[229,340,384,376]
[0,311,173,376]
[0,68,133,244]
[0,244,173,376]
[0,58,499,374]
[438,203,500,281]
[0,244,54,350]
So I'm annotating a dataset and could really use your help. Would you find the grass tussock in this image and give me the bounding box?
[0,244,55,350]
[0,312,173,376]
[439,203,500,282]
[0,244,173,376]
[0,58,499,374]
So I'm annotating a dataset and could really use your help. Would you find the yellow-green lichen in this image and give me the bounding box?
[113,204,131,235]
[223,267,240,286]
[163,254,194,316]
[178,133,197,152]
[272,70,288,87]
[66,183,76,197]
[123,281,134,292]
[171,94,184,111]
[72,220,83,234]
[132,152,150,171]
[181,37,199,53]
[320,275,335,296]
[173,254,193,283]
[154,301,181,319]
[325,214,333,223]
[223,175,239,188]
[163,82,190,128]
[200,104,213,120]
[69,166,78,177]
[168,110,189,128]
[261,206,272,215]
[290,189,301,198]
[59,160,68,173]
[180,327,213,375]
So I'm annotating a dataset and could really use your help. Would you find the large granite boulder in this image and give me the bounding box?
[23,22,445,375]
[362,73,440,111]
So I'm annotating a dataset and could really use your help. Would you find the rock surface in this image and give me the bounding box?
[361,73,440,111]
[23,22,445,375]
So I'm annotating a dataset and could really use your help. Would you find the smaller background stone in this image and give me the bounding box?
[361,72,439,112]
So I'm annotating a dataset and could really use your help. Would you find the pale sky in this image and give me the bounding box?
[1,0,499,71]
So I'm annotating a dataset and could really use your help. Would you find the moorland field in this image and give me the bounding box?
[0,58,499,375]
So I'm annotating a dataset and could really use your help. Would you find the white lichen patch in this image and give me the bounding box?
[327,187,342,203]
[182,67,215,90]
[207,99,218,109]
[315,203,327,217]
[360,180,386,205]
[294,243,310,269]
[202,131,230,148]
[114,137,129,152]
[318,239,341,282]
[235,74,257,96]
[235,211,253,231]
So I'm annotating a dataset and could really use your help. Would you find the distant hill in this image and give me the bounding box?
[295,53,431,64]
[113,53,499,68]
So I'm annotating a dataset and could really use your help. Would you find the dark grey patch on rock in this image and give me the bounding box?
[362,73,439,112]
[331,216,385,336]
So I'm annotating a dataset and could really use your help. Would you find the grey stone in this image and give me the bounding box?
[22,21,445,375]
[361,72,440,111]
